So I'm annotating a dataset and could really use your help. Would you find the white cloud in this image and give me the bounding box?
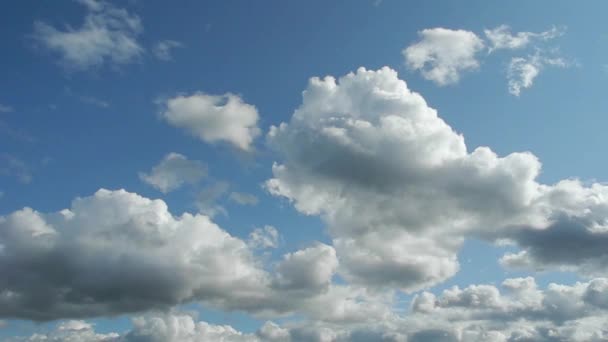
[124,312,258,342]
[0,189,269,320]
[33,0,144,70]
[484,25,563,52]
[508,52,567,96]
[230,191,259,206]
[15,277,608,342]
[274,243,338,294]
[403,28,484,85]
[266,67,608,292]
[153,40,183,61]
[0,153,32,184]
[139,152,207,193]
[498,180,608,276]
[14,320,120,341]
[248,225,279,249]
[0,188,380,322]
[161,92,261,151]
[14,312,258,342]
[7,65,608,340]
[266,67,536,291]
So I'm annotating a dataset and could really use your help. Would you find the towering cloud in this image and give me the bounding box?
[267,67,608,292]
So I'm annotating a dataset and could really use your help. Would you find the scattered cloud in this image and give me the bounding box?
[139,152,207,193]
[249,225,279,249]
[403,28,485,85]
[0,154,32,184]
[161,92,261,151]
[13,277,608,341]
[508,52,567,96]
[195,181,230,217]
[0,121,37,144]
[32,0,144,70]
[484,25,563,52]
[404,25,569,94]
[153,40,183,61]
[230,191,259,206]
[79,95,110,108]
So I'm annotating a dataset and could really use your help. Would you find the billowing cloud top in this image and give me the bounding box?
[267,67,608,293]
[0,189,268,320]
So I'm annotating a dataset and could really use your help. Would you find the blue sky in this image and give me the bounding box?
[1,1,608,341]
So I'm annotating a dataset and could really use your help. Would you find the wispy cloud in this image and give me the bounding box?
[0,103,14,113]
[508,51,568,96]
[0,153,32,184]
[153,40,183,61]
[484,25,564,52]
[79,95,110,108]
[403,28,485,85]
[33,0,144,70]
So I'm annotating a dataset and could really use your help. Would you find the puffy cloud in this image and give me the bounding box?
[403,28,484,85]
[484,25,562,52]
[406,277,608,340]
[230,192,259,206]
[507,52,567,96]
[123,312,257,342]
[0,188,387,323]
[139,153,207,193]
[266,67,539,291]
[33,0,143,70]
[14,277,608,342]
[161,92,261,151]
[0,189,269,320]
[13,312,259,342]
[12,320,119,341]
[153,40,183,61]
[248,225,279,249]
[499,180,608,276]
[274,244,338,294]
[266,67,608,292]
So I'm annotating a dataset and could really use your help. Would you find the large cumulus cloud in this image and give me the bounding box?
[0,189,269,320]
[0,188,398,325]
[266,67,608,292]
